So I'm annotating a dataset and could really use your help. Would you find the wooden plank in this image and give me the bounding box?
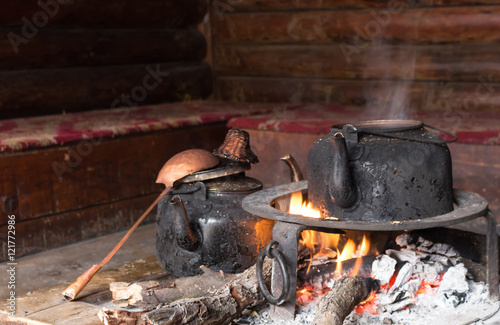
[0,0,206,28]
[0,29,206,70]
[449,143,500,222]
[0,314,49,325]
[0,255,163,323]
[0,62,212,119]
[215,76,500,112]
[214,0,500,12]
[212,6,500,45]
[26,304,103,325]
[0,124,228,226]
[213,44,500,82]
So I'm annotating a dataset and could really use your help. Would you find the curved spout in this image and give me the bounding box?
[170,195,201,251]
[330,132,358,208]
[280,154,304,182]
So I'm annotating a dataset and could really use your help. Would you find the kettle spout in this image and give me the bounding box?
[330,132,358,208]
[281,154,304,182]
[170,195,201,251]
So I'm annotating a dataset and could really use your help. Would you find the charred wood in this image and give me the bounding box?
[110,266,236,310]
[98,309,148,325]
[142,260,271,325]
[312,276,378,325]
[298,256,376,283]
[99,260,271,325]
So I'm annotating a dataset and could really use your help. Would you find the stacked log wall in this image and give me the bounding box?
[211,0,500,115]
[0,0,211,119]
[0,0,216,260]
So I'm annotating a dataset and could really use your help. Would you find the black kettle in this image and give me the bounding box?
[307,120,456,222]
[156,130,275,277]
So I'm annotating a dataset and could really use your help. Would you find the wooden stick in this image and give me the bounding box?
[313,276,377,325]
[62,187,170,301]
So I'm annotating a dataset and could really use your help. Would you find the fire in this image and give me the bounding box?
[289,191,375,305]
[288,191,322,219]
[288,191,447,315]
[288,191,371,278]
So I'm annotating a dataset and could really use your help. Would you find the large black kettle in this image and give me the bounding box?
[307,120,456,222]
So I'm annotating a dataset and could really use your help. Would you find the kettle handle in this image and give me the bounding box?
[354,123,457,145]
[422,123,458,143]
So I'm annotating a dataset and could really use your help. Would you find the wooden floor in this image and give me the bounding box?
[0,223,163,325]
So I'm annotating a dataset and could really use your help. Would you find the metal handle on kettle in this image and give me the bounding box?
[422,123,458,143]
[355,123,457,145]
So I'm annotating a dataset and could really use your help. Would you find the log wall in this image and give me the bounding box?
[0,0,210,119]
[0,0,214,260]
[211,0,500,114]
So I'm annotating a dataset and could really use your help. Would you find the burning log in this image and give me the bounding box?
[312,276,378,325]
[99,259,272,325]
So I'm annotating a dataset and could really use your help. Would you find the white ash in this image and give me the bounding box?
[428,253,453,266]
[245,271,498,325]
[437,263,470,308]
[345,280,498,325]
[379,279,421,313]
[397,234,459,258]
[395,233,414,248]
[244,234,499,325]
[386,248,420,264]
[372,255,397,285]
[390,262,413,292]
[413,261,444,283]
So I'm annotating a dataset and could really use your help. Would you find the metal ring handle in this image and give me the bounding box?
[256,240,290,305]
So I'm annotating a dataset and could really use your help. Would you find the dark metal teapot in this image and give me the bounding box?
[307,120,456,222]
[156,129,274,277]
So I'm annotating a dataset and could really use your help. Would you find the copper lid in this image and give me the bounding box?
[213,129,259,164]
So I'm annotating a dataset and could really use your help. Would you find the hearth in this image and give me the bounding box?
[243,181,498,320]
[242,120,499,321]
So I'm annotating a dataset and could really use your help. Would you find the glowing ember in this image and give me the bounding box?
[355,291,379,315]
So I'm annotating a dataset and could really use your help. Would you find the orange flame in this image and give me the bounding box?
[288,191,371,277]
[289,191,322,219]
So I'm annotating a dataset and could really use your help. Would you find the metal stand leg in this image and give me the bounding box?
[486,210,499,300]
[270,221,306,320]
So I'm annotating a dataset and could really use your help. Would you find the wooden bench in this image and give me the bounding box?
[0,101,275,261]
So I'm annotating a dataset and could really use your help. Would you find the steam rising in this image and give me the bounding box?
[363,39,417,120]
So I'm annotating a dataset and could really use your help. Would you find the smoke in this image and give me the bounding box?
[363,38,417,120]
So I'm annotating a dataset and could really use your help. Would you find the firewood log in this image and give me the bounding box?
[313,276,377,325]
[98,309,147,325]
[142,260,271,325]
[99,259,272,325]
[110,266,235,309]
